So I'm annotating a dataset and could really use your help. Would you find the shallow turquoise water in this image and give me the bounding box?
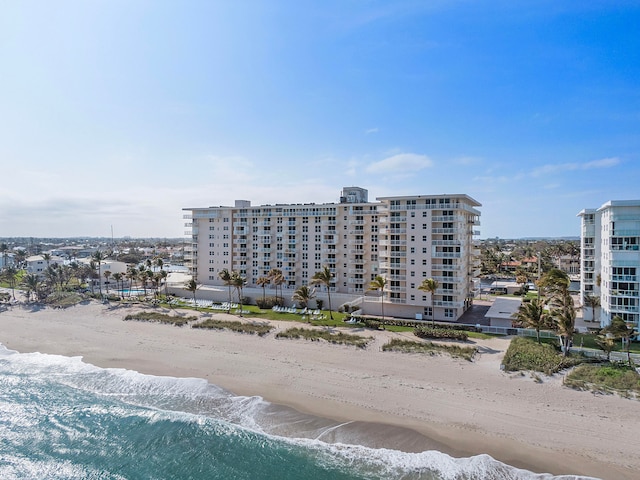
[0,346,594,480]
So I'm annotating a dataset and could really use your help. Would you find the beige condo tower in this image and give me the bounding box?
[183,187,481,321]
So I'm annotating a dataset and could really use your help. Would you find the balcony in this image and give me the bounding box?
[388,274,406,281]
[388,285,406,292]
[432,215,463,222]
[348,268,366,274]
[388,297,407,304]
[379,262,406,269]
[431,240,461,246]
[433,300,464,308]
[436,288,459,295]
[433,264,461,271]
[379,228,407,235]
[379,240,406,246]
[432,252,462,258]
[609,304,639,313]
[610,290,640,297]
[432,276,463,283]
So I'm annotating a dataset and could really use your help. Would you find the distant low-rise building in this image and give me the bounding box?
[25,255,65,277]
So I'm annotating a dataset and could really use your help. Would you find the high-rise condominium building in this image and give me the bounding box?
[183,187,481,321]
[578,200,640,328]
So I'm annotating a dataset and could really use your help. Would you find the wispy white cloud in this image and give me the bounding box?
[531,157,620,177]
[364,127,379,135]
[365,153,433,174]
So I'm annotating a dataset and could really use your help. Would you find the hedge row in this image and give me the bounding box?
[414,327,468,341]
[351,315,480,332]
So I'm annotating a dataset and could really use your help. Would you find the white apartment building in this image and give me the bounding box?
[183,187,481,321]
[578,200,640,327]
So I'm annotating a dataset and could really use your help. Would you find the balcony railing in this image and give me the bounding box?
[432,252,462,258]
[433,300,464,308]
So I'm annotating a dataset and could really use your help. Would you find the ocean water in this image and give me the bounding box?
[0,345,594,480]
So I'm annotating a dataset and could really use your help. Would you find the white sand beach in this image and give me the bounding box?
[0,301,637,480]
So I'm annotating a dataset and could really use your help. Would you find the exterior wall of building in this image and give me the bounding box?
[579,201,640,327]
[25,255,65,277]
[183,188,481,321]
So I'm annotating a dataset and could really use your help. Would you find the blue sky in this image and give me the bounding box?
[1,0,638,238]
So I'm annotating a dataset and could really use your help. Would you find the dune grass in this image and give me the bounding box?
[193,319,274,336]
[564,363,640,398]
[124,311,196,327]
[276,327,372,348]
[382,338,477,361]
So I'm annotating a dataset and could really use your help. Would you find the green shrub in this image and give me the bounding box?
[414,327,468,341]
[256,296,278,309]
[350,315,480,332]
[362,319,382,330]
[502,337,585,375]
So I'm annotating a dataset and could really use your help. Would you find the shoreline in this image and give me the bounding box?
[0,301,637,479]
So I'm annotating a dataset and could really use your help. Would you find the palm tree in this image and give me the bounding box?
[292,285,315,309]
[0,243,8,269]
[92,251,105,295]
[267,268,284,305]
[418,278,439,326]
[126,266,138,297]
[368,275,387,320]
[42,253,51,268]
[603,316,638,366]
[218,268,233,309]
[44,265,59,293]
[155,257,164,271]
[103,270,112,294]
[231,271,246,315]
[311,265,334,319]
[256,276,270,306]
[159,269,169,297]
[185,278,199,310]
[2,265,19,300]
[14,249,26,267]
[583,294,601,324]
[22,273,41,303]
[152,272,163,298]
[512,298,550,344]
[539,268,570,299]
[550,288,576,356]
[594,333,616,362]
[112,272,124,298]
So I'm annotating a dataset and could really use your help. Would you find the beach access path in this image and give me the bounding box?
[0,301,637,480]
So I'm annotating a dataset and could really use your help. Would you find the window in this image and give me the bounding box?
[445,309,454,319]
